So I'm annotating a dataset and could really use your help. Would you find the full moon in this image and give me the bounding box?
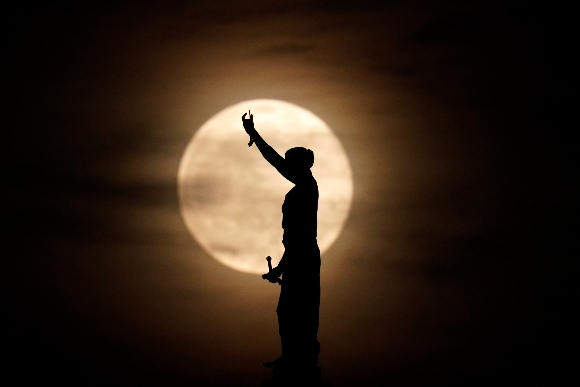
[178,99,353,274]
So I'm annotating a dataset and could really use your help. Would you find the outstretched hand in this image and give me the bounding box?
[242,110,254,131]
[242,111,255,147]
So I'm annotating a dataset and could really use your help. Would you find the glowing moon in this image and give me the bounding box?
[178,99,353,274]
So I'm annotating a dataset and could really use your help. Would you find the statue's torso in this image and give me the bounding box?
[282,173,318,244]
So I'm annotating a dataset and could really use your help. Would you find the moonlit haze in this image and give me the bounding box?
[179,100,352,274]
[5,2,560,386]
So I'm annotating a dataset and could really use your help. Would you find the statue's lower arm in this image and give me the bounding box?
[242,111,290,179]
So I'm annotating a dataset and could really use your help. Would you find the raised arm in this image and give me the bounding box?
[242,112,298,183]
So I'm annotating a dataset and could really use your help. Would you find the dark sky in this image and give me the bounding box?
[4,1,565,385]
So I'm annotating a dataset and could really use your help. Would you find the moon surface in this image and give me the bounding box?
[178,99,353,274]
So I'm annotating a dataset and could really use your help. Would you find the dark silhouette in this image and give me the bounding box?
[242,112,330,385]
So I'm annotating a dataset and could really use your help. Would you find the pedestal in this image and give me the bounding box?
[261,364,332,386]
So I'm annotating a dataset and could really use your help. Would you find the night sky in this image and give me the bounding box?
[5,1,565,385]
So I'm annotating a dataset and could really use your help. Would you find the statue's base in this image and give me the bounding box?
[262,365,332,386]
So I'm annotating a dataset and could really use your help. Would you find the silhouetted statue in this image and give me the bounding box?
[242,111,324,383]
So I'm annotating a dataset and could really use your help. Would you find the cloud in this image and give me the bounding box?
[413,10,491,44]
[254,43,316,58]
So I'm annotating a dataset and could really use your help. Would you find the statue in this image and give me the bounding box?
[242,111,330,385]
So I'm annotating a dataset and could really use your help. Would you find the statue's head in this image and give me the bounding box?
[285,147,314,171]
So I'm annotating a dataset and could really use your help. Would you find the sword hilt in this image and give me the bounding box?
[265,256,282,285]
